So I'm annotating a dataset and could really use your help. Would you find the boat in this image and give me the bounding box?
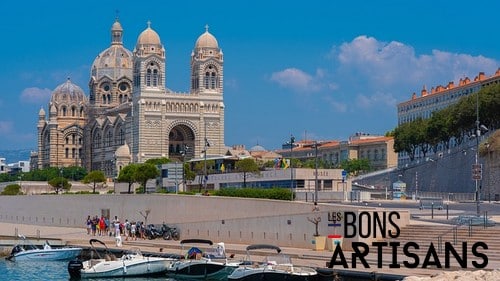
[67,239,176,279]
[6,235,82,261]
[227,244,317,281]
[167,238,241,280]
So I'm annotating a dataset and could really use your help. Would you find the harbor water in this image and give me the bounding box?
[0,259,176,281]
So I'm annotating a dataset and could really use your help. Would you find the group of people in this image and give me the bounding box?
[85,215,149,244]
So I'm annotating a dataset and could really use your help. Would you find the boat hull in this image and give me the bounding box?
[70,257,174,279]
[167,260,238,280]
[11,247,82,261]
[228,267,318,281]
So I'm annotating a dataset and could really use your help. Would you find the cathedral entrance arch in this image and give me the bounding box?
[168,124,195,160]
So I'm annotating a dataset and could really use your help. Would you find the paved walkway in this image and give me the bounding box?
[1,220,498,278]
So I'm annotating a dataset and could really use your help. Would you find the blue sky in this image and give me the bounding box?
[1,1,499,152]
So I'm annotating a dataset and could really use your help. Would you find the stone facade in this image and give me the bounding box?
[36,20,225,177]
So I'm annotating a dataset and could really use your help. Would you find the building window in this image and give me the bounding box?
[211,72,216,89]
[65,148,69,158]
[153,69,158,86]
[146,69,152,86]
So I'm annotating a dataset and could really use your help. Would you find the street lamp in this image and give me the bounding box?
[289,135,295,201]
[313,141,319,205]
[181,144,189,193]
[59,167,63,194]
[203,138,210,193]
[473,90,488,216]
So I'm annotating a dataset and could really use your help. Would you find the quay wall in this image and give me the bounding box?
[0,195,409,249]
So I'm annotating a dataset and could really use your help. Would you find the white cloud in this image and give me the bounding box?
[356,91,398,109]
[20,87,52,104]
[335,35,499,89]
[270,68,323,93]
[323,96,347,113]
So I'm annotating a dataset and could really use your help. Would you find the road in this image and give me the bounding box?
[330,199,500,216]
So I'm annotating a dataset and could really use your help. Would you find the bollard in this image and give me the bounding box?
[446,203,449,220]
[431,202,434,219]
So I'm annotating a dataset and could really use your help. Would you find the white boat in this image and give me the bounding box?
[67,239,176,279]
[6,235,82,261]
[227,244,317,281]
[167,239,241,280]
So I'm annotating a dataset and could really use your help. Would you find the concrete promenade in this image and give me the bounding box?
[1,219,498,279]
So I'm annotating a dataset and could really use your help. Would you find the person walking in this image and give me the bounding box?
[130,222,137,241]
[86,215,92,235]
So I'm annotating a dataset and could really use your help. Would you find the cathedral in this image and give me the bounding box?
[36,19,225,178]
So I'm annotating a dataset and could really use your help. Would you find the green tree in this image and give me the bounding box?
[145,157,170,166]
[340,158,370,176]
[82,170,106,193]
[116,164,138,194]
[1,184,23,195]
[184,163,196,182]
[135,163,160,193]
[235,158,260,188]
[48,177,71,194]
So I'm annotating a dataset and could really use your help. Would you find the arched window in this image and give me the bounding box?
[71,106,76,116]
[102,95,106,104]
[146,69,152,86]
[153,69,158,86]
[65,148,69,158]
[93,132,101,149]
[119,128,124,145]
[62,106,67,116]
[204,72,210,88]
[107,94,111,104]
[106,130,113,147]
[211,72,216,89]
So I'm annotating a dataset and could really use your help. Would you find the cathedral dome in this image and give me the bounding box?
[91,19,133,79]
[195,26,218,49]
[50,78,87,104]
[91,46,133,77]
[137,22,161,46]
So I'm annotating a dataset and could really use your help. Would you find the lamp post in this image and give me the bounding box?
[181,144,189,193]
[59,167,63,194]
[289,135,295,201]
[314,141,319,205]
[203,138,209,193]
[473,90,487,216]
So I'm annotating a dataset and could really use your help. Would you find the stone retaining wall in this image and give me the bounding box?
[0,195,410,249]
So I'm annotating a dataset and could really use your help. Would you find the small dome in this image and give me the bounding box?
[115,143,130,157]
[250,144,266,152]
[137,21,161,46]
[50,78,87,104]
[111,19,123,32]
[38,107,45,116]
[195,25,218,49]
